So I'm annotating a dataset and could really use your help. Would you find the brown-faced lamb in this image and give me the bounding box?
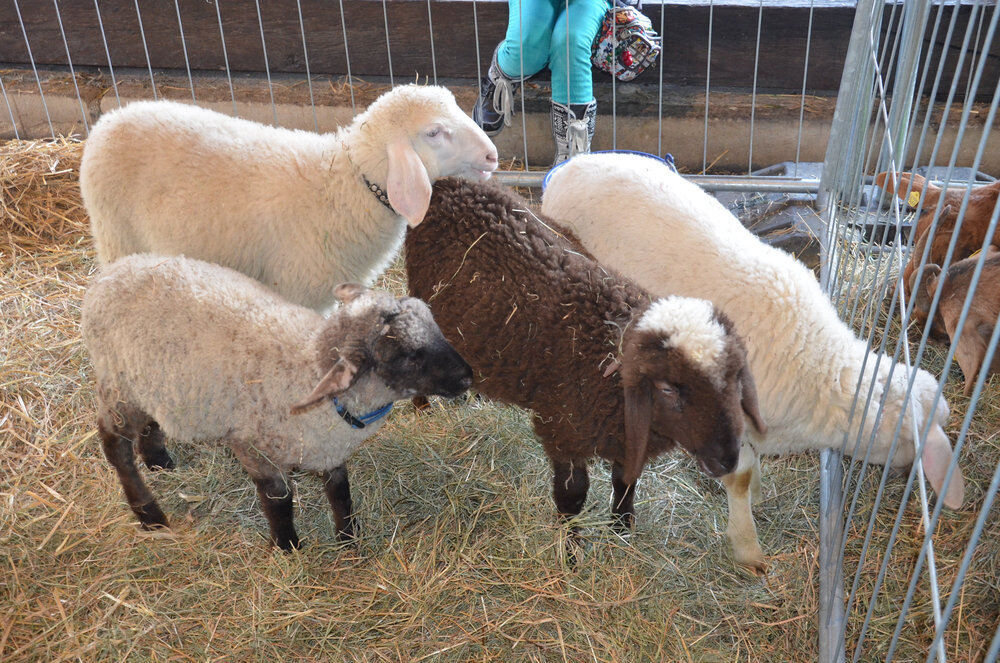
[916,245,1000,395]
[82,254,472,551]
[405,178,765,534]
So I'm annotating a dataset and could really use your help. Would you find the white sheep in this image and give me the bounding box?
[541,153,965,571]
[79,85,499,311]
[82,254,472,550]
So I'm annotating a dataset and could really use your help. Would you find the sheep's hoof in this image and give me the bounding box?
[144,452,176,471]
[132,501,169,530]
[610,513,634,536]
[335,523,357,544]
[732,545,768,575]
[412,396,431,412]
[275,534,302,552]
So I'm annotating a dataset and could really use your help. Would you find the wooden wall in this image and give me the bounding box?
[0,1,995,97]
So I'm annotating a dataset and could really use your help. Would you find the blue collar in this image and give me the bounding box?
[332,397,393,429]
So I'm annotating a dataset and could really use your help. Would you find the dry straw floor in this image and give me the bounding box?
[1,138,997,661]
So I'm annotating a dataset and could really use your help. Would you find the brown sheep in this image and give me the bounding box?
[918,246,1000,396]
[405,178,765,538]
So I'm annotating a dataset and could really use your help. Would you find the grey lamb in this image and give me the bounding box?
[83,254,472,550]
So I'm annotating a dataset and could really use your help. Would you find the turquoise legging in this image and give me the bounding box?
[496,0,610,105]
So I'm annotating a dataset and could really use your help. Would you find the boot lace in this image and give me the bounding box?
[492,77,516,128]
[567,118,589,157]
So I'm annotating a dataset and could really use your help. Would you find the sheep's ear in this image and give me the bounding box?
[622,380,653,485]
[921,424,964,509]
[290,358,358,415]
[386,137,432,228]
[739,368,767,435]
[954,318,992,397]
[334,283,367,304]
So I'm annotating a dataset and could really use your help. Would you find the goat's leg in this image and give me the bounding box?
[253,474,300,551]
[98,414,169,529]
[322,465,355,541]
[721,445,765,572]
[137,420,175,471]
[610,461,636,532]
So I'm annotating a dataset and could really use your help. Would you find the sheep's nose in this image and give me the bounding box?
[484,147,498,168]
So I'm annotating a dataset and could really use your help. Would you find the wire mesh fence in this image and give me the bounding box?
[0,1,998,660]
[818,0,999,660]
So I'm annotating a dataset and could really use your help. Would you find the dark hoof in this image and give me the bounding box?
[134,502,169,530]
[412,396,431,411]
[563,528,588,566]
[144,452,176,471]
[336,521,357,543]
[274,533,302,552]
[611,513,634,536]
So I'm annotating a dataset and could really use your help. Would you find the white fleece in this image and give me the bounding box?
[80,85,497,311]
[82,254,390,477]
[542,153,963,509]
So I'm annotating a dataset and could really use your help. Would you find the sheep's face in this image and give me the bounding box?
[859,360,963,509]
[326,285,473,400]
[359,85,498,228]
[617,299,766,484]
[367,84,498,181]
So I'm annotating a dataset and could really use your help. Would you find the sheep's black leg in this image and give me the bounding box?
[552,459,590,564]
[137,421,175,471]
[552,459,590,523]
[322,466,355,541]
[411,395,431,411]
[253,475,300,551]
[98,417,169,529]
[610,462,636,533]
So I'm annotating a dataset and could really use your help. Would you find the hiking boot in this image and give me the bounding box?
[473,47,521,136]
[551,100,597,165]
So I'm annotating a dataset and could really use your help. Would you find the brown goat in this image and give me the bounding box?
[875,171,1000,308]
[405,178,765,536]
[917,246,1000,396]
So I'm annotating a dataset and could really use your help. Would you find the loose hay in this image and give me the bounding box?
[0,138,997,661]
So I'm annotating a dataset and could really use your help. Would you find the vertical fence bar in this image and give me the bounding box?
[52,0,89,134]
[93,0,121,108]
[213,0,237,115]
[173,0,196,102]
[793,0,815,177]
[253,0,278,125]
[13,0,55,137]
[0,74,21,140]
[133,0,158,100]
[747,0,763,174]
[295,0,318,132]
[382,0,395,86]
[701,0,713,173]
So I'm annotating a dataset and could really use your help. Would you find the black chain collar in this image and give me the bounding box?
[363,176,396,213]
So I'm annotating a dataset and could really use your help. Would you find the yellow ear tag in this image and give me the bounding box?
[907,191,921,207]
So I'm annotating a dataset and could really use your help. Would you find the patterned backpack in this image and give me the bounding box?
[591,1,662,82]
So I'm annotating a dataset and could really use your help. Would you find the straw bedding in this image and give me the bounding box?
[1,138,997,661]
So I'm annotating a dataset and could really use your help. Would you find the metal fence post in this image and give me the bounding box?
[816,1,884,661]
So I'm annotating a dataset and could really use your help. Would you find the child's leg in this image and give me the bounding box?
[549,0,610,105]
[496,0,560,78]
